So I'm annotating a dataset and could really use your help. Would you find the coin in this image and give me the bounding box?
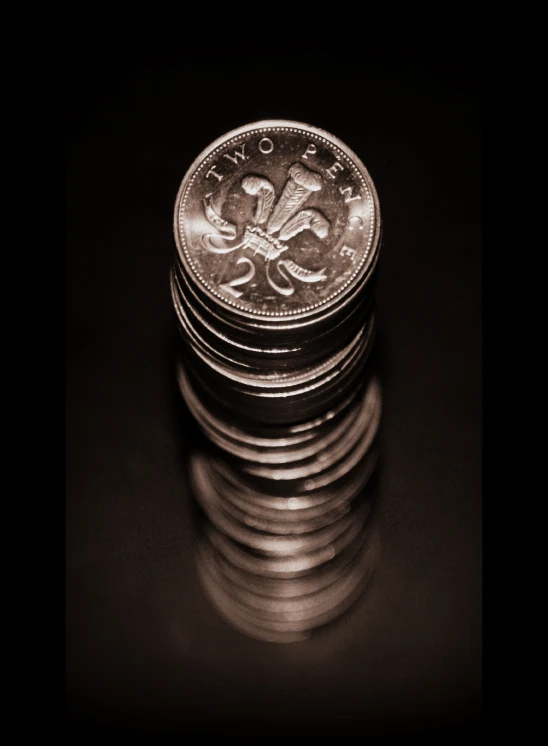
[174,121,381,324]
[171,259,376,369]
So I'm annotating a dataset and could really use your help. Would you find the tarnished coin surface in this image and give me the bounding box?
[174,120,381,322]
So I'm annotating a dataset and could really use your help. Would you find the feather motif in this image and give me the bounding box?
[241,175,276,225]
[278,209,330,241]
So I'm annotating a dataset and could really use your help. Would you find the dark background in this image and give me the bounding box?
[66,46,481,738]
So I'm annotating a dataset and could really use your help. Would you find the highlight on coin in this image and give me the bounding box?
[171,120,383,642]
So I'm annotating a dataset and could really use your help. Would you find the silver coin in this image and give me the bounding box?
[174,120,381,325]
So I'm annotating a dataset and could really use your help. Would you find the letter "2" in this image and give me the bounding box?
[219,257,255,298]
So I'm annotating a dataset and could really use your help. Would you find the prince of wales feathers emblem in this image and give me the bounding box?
[201,163,330,297]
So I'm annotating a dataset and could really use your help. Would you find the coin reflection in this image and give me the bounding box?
[187,374,383,644]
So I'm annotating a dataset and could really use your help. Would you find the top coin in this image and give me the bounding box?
[174,121,381,321]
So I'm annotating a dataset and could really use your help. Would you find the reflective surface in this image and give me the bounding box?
[66,49,481,738]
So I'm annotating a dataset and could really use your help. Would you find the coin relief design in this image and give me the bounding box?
[174,122,380,319]
[201,162,331,299]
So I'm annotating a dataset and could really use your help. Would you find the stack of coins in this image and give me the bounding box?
[171,121,383,642]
